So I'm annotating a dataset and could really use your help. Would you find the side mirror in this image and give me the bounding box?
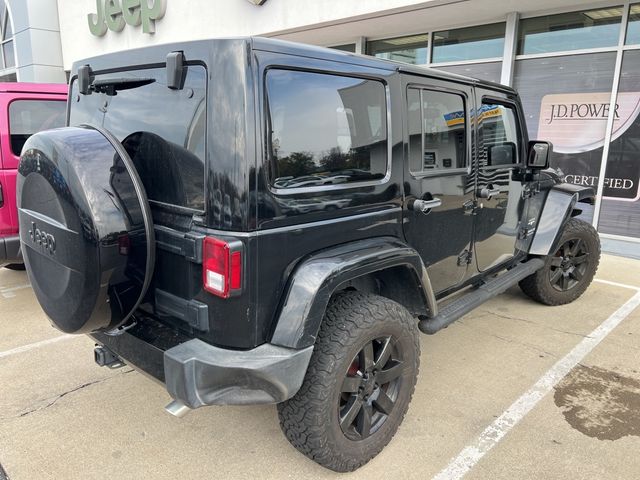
[527,141,552,169]
[488,142,516,166]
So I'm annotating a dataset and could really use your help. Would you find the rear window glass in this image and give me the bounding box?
[265,69,388,190]
[69,65,206,211]
[9,100,66,156]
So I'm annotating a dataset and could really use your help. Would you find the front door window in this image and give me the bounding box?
[474,98,524,271]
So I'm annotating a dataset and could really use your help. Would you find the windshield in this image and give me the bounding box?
[69,65,207,211]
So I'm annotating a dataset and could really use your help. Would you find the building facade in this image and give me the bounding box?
[0,0,65,83]
[54,0,640,245]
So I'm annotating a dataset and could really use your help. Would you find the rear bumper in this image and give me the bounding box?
[0,235,22,265]
[91,318,313,408]
[164,340,313,407]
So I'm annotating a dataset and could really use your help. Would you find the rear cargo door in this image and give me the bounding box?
[69,65,208,333]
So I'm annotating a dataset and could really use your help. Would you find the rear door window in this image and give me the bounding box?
[407,87,467,175]
[265,69,388,190]
[69,65,207,211]
[9,100,66,156]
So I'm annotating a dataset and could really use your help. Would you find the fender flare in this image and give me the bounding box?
[270,236,436,349]
[529,183,595,256]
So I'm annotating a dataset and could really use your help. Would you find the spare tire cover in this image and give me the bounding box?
[17,125,154,334]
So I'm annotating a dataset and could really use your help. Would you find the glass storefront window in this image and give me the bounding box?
[367,34,428,64]
[330,44,356,53]
[435,61,502,84]
[626,4,640,45]
[2,40,14,68]
[518,7,624,55]
[598,50,640,238]
[0,1,14,71]
[514,52,617,224]
[432,23,505,63]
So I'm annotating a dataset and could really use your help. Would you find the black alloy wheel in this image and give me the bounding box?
[339,336,403,440]
[277,291,420,472]
[549,238,590,292]
[519,218,600,306]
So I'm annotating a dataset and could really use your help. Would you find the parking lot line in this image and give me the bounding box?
[432,286,640,480]
[594,278,640,291]
[0,283,31,299]
[0,335,73,359]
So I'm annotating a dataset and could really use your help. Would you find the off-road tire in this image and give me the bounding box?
[519,218,600,306]
[277,291,420,472]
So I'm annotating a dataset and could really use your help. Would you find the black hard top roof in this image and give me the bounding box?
[251,37,514,94]
[71,36,515,95]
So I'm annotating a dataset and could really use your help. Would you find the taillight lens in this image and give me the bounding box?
[230,251,242,290]
[203,237,242,298]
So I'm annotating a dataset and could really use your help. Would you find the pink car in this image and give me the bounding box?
[0,83,67,269]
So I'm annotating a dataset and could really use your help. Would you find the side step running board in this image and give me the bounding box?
[419,258,545,335]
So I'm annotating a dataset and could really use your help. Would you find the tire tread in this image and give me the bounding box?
[519,218,600,306]
[277,291,419,472]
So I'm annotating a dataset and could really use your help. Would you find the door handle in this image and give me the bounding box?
[411,198,442,214]
[477,185,501,199]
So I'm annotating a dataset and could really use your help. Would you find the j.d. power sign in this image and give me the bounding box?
[538,92,640,153]
[538,92,640,201]
[88,0,166,36]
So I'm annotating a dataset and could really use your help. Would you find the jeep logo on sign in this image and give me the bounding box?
[88,0,167,36]
[29,222,56,255]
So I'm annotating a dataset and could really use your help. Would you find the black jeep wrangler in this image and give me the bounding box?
[17,38,600,472]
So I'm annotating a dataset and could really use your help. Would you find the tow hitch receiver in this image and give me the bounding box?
[94,345,125,368]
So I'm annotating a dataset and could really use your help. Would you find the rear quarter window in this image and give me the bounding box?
[9,100,66,156]
[265,69,388,190]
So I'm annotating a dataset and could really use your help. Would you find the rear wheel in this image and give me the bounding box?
[519,218,600,306]
[277,291,420,472]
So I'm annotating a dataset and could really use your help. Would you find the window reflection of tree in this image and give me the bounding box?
[267,70,387,189]
[273,145,383,188]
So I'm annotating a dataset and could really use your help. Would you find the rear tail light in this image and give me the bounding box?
[203,237,242,298]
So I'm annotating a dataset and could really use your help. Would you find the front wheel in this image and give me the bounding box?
[519,218,600,306]
[277,291,420,472]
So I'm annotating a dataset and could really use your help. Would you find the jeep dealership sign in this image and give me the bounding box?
[538,92,640,201]
[88,0,166,36]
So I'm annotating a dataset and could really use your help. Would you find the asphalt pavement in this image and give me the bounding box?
[1,254,639,480]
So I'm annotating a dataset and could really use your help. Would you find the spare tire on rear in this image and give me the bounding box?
[17,125,154,334]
